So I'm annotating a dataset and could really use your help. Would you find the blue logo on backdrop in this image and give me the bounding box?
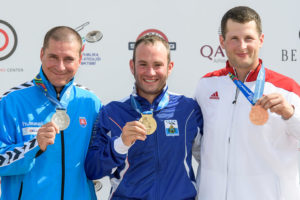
[75,22,103,66]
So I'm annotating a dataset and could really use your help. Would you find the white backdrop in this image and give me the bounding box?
[1,0,300,199]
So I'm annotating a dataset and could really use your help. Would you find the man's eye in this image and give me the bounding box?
[65,58,74,62]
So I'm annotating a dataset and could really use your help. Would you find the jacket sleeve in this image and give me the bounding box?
[192,102,203,164]
[85,106,127,180]
[0,97,40,176]
[286,91,300,139]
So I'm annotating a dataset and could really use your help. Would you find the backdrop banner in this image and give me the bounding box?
[1,0,299,198]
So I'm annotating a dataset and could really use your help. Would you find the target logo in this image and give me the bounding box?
[0,20,18,61]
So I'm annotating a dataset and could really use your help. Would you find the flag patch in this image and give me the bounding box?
[164,120,179,136]
[79,117,87,128]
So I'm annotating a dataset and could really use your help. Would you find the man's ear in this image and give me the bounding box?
[40,48,44,61]
[219,35,225,49]
[259,33,264,48]
[129,59,135,75]
[167,61,174,76]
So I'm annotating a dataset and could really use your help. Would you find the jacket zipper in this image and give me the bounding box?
[18,181,23,200]
[232,87,239,104]
[57,92,65,200]
[61,130,65,200]
[225,100,236,200]
[225,71,250,200]
[152,107,160,200]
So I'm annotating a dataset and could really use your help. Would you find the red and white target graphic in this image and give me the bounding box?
[0,20,18,61]
[136,29,169,42]
[128,29,176,51]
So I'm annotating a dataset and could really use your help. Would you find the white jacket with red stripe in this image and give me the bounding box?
[194,60,300,200]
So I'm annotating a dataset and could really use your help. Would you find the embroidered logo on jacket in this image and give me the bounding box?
[22,127,39,135]
[164,120,179,136]
[209,91,220,100]
[79,117,87,128]
[22,121,43,136]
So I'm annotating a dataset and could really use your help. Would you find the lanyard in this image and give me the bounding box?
[228,64,265,105]
[34,74,72,110]
[130,90,169,115]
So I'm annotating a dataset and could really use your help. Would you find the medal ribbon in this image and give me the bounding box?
[228,64,265,105]
[34,74,72,110]
[130,88,169,115]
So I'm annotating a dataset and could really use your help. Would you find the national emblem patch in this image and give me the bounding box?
[79,117,87,128]
[164,120,179,136]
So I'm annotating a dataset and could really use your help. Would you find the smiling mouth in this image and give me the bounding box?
[144,79,157,83]
[237,52,248,57]
[53,72,66,76]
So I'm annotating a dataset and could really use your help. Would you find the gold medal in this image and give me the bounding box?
[249,105,269,125]
[139,113,157,135]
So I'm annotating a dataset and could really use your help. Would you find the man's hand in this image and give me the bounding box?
[37,122,59,151]
[256,93,294,120]
[121,121,147,146]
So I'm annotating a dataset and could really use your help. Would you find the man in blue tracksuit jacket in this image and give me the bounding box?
[0,26,101,200]
[85,34,203,199]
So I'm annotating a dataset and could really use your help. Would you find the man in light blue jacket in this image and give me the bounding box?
[0,26,102,200]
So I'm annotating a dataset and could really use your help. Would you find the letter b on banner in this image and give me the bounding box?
[282,49,297,61]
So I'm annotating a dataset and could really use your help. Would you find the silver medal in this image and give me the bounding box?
[51,109,70,131]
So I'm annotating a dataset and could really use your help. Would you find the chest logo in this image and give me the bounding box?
[209,91,220,100]
[164,120,179,136]
[79,117,87,128]
[22,127,39,136]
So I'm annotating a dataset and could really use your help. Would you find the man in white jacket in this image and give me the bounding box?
[195,6,300,200]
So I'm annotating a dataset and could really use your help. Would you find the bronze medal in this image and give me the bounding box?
[249,105,269,125]
[139,113,157,135]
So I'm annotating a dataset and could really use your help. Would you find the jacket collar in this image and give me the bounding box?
[35,66,74,102]
[226,59,263,82]
[131,84,169,111]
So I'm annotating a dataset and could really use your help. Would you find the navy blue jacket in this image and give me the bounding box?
[85,87,202,200]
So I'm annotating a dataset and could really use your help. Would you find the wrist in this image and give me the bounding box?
[282,105,294,120]
[121,134,132,147]
[114,137,130,155]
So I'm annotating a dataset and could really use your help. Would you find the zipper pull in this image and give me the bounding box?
[232,87,239,104]
[56,92,60,100]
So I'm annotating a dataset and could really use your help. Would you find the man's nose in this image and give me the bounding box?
[239,39,247,49]
[146,66,156,75]
[56,59,66,71]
